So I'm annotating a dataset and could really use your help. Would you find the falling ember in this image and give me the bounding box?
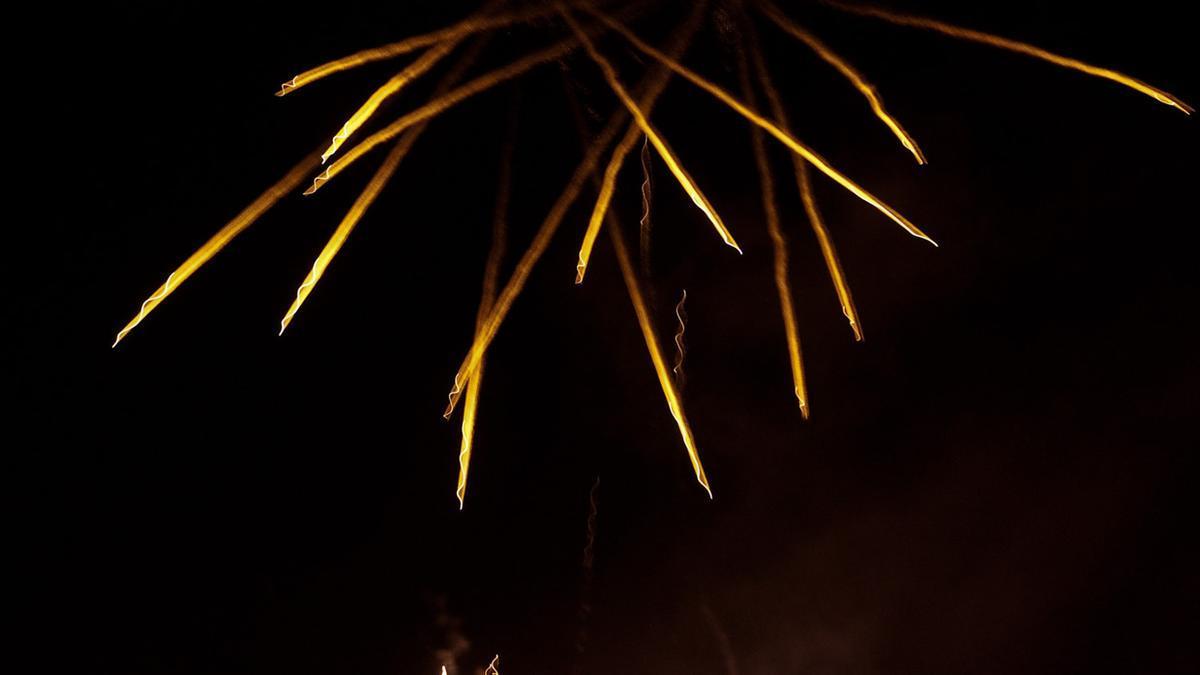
[736,25,809,416]
[671,290,687,384]
[822,0,1193,114]
[560,7,743,255]
[638,134,653,276]
[757,0,926,164]
[485,655,501,675]
[583,7,939,247]
[112,151,320,348]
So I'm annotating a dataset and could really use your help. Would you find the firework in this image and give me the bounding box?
[116,0,1188,498]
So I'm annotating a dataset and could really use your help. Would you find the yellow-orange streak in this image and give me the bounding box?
[574,120,641,284]
[822,0,1193,115]
[561,7,742,256]
[735,39,809,416]
[671,289,687,381]
[112,152,320,347]
[309,4,648,195]
[610,217,712,497]
[280,40,487,334]
[275,2,576,96]
[320,39,459,164]
[582,7,938,247]
[748,20,864,341]
[757,0,926,164]
[443,2,707,418]
[457,102,516,510]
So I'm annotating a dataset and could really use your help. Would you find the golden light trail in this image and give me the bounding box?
[457,99,516,509]
[574,120,642,284]
[275,2,585,97]
[560,6,743,258]
[735,36,809,416]
[671,289,687,382]
[757,0,926,164]
[610,217,712,497]
[309,3,650,195]
[821,0,1193,115]
[112,151,320,348]
[319,39,459,164]
[485,655,500,675]
[746,20,863,341]
[280,39,487,335]
[443,3,707,419]
[582,6,939,247]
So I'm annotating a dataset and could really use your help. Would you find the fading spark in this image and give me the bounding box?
[485,655,501,675]
[638,134,653,277]
[671,289,687,384]
[561,6,743,255]
[583,6,939,246]
[822,0,1193,114]
[735,23,809,416]
[757,0,926,164]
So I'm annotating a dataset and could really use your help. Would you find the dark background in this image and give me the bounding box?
[19,1,1197,673]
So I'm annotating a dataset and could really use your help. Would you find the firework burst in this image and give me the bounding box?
[115,0,1188,502]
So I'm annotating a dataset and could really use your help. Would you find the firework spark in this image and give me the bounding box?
[757,0,926,164]
[638,134,653,276]
[735,32,809,416]
[485,655,501,675]
[671,289,687,383]
[822,0,1193,114]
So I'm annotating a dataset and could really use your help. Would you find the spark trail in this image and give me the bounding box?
[457,95,517,509]
[112,151,320,347]
[821,0,1193,114]
[485,655,500,675]
[582,6,939,247]
[443,2,707,421]
[561,7,742,258]
[308,4,648,194]
[275,1,593,96]
[672,289,687,383]
[757,0,926,164]
[573,476,601,675]
[280,38,488,334]
[747,18,863,341]
[736,23,809,415]
[638,134,653,276]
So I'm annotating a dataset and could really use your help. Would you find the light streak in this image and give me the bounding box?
[308,3,649,195]
[757,0,926,164]
[573,120,642,284]
[112,151,320,347]
[444,3,707,419]
[609,216,711,496]
[280,39,487,334]
[485,655,500,675]
[582,6,939,247]
[747,18,864,341]
[561,6,743,257]
[735,34,809,416]
[275,2,585,96]
[457,95,517,509]
[671,289,687,383]
[821,0,1193,114]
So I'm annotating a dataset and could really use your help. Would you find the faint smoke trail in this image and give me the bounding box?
[672,290,688,387]
[432,596,470,675]
[573,477,601,675]
[701,604,742,675]
[638,134,653,277]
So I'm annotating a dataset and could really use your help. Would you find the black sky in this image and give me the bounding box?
[20,1,1199,674]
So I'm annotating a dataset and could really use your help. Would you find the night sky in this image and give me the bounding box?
[21,1,1198,674]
